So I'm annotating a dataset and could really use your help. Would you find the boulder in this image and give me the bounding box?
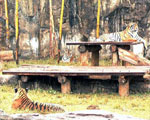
[0,75,18,84]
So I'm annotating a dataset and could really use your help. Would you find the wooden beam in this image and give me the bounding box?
[118,47,150,66]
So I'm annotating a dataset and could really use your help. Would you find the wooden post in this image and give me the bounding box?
[91,50,99,66]
[4,0,9,46]
[111,45,119,66]
[118,76,129,96]
[58,76,71,94]
[21,76,28,82]
[89,45,101,66]
[49,0,52,60]
[58,0,65,64]
[96,0,101,38]
[15,0,19,65]
[78,45,89,66]
[80,51,89,66]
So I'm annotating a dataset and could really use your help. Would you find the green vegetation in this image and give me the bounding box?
[0,59,150,119]
[2,58,112,70]
[0,85,150,119]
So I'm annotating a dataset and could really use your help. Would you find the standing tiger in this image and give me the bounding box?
[96,22,146,56]
[12,88,65,113]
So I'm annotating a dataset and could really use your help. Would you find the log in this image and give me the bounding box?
[0,50,14,61]
[118,48,150,66]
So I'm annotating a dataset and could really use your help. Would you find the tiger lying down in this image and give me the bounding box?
[12,88,65,113]
[96,22,147,56]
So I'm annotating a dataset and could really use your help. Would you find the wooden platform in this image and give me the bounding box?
[66,41,142,46]
[2,64,150,76]
[3,65,150,96]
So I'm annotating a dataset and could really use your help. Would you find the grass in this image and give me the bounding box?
[1,58,112,70]
[0,59,150,119]
[0,85,150,119]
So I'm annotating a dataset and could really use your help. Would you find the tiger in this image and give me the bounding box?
[96,22,147,56]
[12,88,65,113]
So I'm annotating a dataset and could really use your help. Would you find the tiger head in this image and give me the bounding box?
[12,88,29,109]
[13,88,28,99]
[126,22,139,34]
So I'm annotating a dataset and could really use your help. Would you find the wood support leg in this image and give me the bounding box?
[111,45,119,66]
[80,51,89,66]
[58,76,71,94]
[118,76,129,96]
[21,76,28,82]
[91,50,99,66]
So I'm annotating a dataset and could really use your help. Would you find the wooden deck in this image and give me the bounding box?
[2,65,150,96]
[2,64,150,76]
[66,41,142,46]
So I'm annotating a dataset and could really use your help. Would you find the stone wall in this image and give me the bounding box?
[1,0,150,59]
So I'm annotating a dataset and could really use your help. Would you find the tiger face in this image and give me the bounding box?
[13,88,28,100]
[126,22,138,34]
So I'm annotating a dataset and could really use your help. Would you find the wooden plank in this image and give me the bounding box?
[2,65,150,76]
[66,41,142,46]
[118,48,150,66]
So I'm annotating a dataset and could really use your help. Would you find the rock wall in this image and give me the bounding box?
[0,0,150,59]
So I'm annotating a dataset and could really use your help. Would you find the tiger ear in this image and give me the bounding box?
[14,88,18,93]
[25,88,28,93]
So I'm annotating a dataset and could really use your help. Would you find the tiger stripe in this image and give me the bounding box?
[96,22,146,48]
[12,88,65,112]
